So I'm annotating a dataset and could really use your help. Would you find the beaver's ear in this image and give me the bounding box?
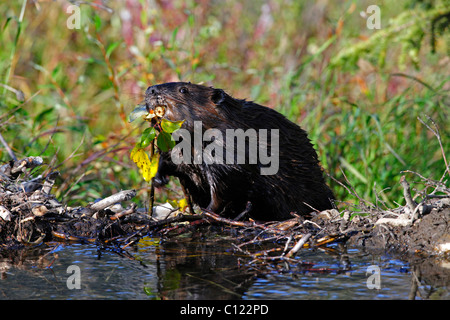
[211,88,225,105]
[211,88,242,111]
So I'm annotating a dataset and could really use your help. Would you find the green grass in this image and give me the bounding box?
[0,0,448,209]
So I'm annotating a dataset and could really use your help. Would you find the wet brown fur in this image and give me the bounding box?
[145,82,334,221]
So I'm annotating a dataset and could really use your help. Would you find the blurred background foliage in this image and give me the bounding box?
[0,0,449,210]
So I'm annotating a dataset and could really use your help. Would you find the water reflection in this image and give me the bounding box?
[0,233,449,300]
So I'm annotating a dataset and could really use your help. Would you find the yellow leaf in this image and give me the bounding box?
[130,147,160,182]
[130,146,140,162]
[178,198,188,211]
[147,153,160,181]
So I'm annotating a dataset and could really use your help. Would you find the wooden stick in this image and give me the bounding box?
[110,203,137,220]
[202,209,254,228]
[201,208,287,235]
[88,190,136,213]
[400,175,417,214]
[285,233,311,258]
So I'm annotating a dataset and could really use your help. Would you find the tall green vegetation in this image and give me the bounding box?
[0,0,448,209]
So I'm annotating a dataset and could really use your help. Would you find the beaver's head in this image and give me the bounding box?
[144,82,242,129]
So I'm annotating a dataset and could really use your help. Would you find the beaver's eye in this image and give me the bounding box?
[179,87,188,94]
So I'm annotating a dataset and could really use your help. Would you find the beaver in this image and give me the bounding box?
[144,82,334,221]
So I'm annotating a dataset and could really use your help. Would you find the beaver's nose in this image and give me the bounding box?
[146,85,160,96]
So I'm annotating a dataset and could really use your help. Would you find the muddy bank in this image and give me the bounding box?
[346,202,450,255]
[1,157,449,261]
[312,198,450,257]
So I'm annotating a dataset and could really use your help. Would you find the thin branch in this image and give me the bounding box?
[284,233,311,258]
[399,175,417,213]
[418,115,450,180]
[0,132,17,161]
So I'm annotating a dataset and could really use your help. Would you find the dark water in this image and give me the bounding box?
[0,234,449,300]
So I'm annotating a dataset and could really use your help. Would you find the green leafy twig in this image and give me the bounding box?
[129,105,184,215]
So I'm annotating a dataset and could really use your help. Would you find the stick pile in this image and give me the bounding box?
[1,157,449,260]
